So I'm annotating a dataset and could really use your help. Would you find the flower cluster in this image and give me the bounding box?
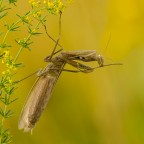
[1,50,17,73]
[28,0,41,7]
[33,10,42,18]
[46,0,65,14]
[1,50,17,93]
[28,0,73,16]
[23,16,31,24]
[45,0,73,14]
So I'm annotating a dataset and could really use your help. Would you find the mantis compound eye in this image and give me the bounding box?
[68,55,86,61]
[75,56,85,60]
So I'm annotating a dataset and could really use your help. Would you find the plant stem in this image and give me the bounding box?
[1,105,7,125]
[0,104,7,144]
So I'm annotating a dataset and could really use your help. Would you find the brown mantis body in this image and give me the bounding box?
[18,50,106,132]
[18,13,122,132]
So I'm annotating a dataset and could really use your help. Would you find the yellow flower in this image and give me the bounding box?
[58,1,62,8]
[35,11,42,18]
[37,11,42,16]
[48,2,54,8]
[58,3,65,12]
[6,77,12,84]
[25,16,31,23]
[32,2,37,6]
[33,11,42,18]
[4,50,10,55]
[4,50,10,58]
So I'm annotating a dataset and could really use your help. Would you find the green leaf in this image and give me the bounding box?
[10,98,18,104]
[4,22,20,31]
[4,109,14,118]
[0,6,11,20]
[0,107,4,117]
[9,0,17,3]
[0,12,8,20]
[0,6,11,13]
[15,38,33,50]
[14,62,23,68]
[16,13,31,25]
[9,23,20,31]
[0,42,12,49]
[8,87,15,95]
[0,128,12,144]
[0,95,10,105]
[9,0,17,4]
[0,53,5,59]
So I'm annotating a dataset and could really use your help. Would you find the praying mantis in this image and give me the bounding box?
[18,13,122,132]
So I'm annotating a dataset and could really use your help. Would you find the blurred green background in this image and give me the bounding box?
[5,0,144,144]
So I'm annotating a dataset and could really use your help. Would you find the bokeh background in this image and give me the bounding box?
[3,0,144,144]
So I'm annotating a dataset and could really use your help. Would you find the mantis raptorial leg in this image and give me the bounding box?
[44,12,63,62]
